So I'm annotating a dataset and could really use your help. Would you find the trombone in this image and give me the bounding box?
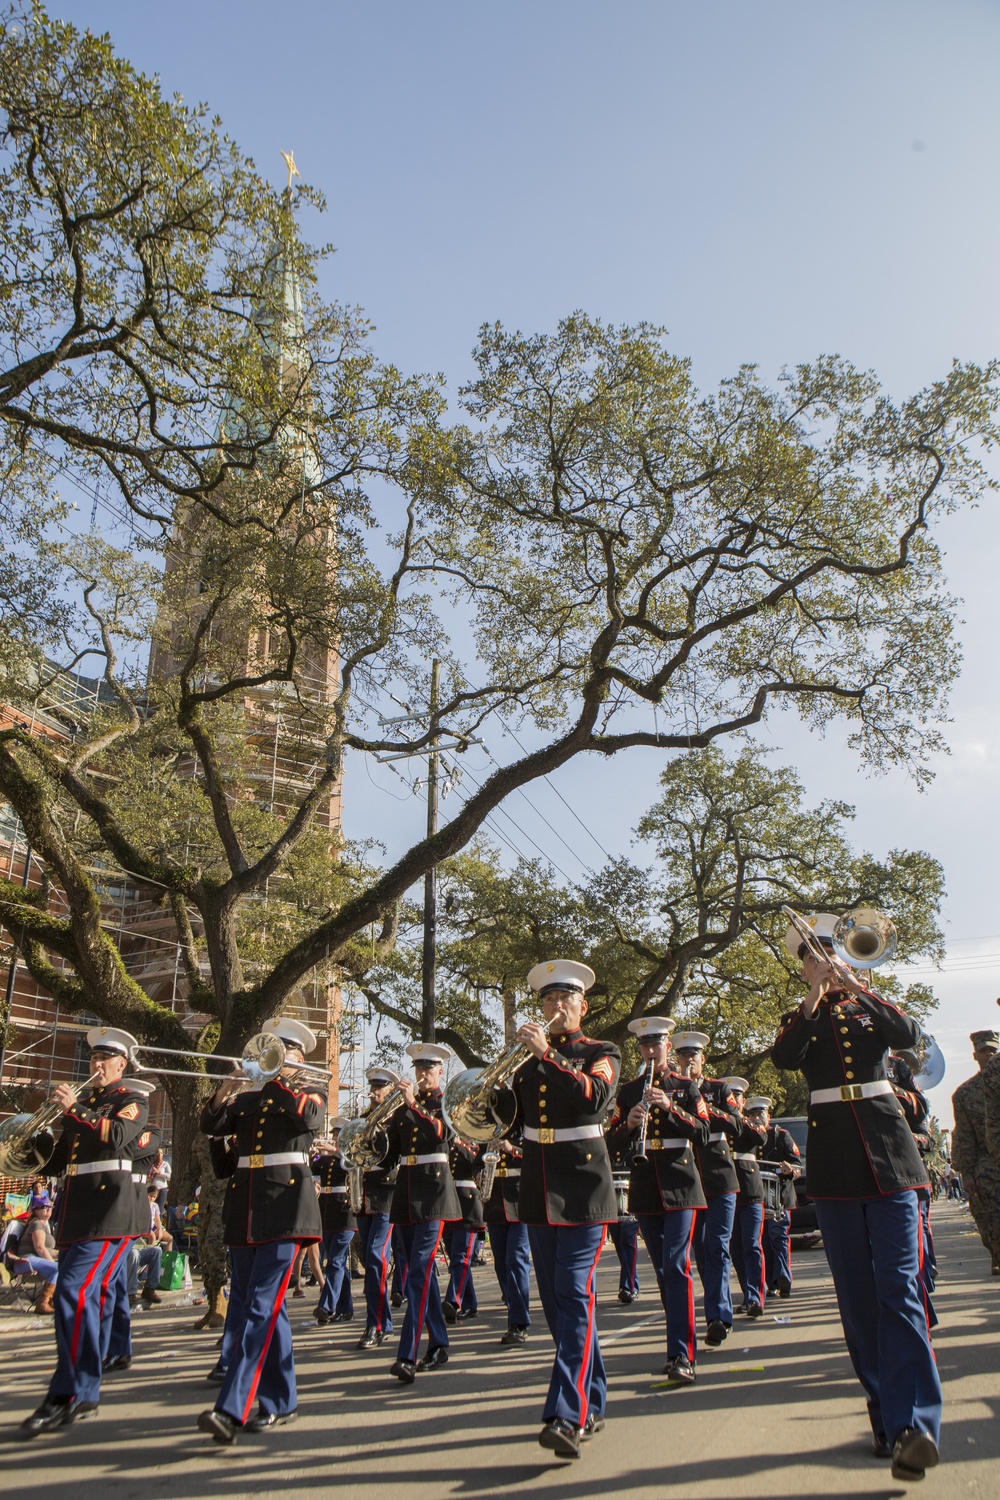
[128,1031,332,1088]
[782,905,897,973]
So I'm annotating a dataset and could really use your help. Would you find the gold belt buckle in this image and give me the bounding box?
[646,1139,663,1151]
[536,1128,555,1145]
[65,1164,78,1177]
[405,1153,418,1167]
[248,1153,265,1169]
[840,1084,864,1102]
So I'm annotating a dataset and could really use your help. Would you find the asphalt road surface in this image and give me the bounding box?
[0,1199,996,1498]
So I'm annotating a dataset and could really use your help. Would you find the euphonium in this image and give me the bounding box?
[0,1069,103,1174]
[442,1027,552,1144]
[339,1083,408,1173]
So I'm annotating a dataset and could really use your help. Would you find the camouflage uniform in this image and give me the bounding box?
[951,1070,1000,1270]
[982,1051,1000,1170]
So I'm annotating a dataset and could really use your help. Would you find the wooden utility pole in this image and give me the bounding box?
[421,660,441,1042]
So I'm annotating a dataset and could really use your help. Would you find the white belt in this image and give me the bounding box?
[644,1137,689,1150]
[523,1125,603,1144]
[499,1167,521,1177]
[319,1186,347,1195]
[810,1080,894,1105]
[237,1151,311,1168]
[403,1152,449,1166]
[64,1159,131,1177]
[131,1173,144,1183]
[707,1132,728,1143]
[454,1179,477,1190]
[733,1153,758,1163]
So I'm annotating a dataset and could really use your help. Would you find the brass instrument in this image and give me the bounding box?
[0,1069,103,1174]
[782,905,897,973]
[477,1147,500,1201]
[128,1031,332,1088]
[632,1054,657,1161]
[442,1025,554,1144]
[339,1083,409,1174]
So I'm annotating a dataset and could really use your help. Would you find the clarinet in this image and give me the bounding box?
[632,1055,657,1160]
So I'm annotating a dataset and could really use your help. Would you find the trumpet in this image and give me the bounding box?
[0,1069,103,1174]
[128,1031,332,1088]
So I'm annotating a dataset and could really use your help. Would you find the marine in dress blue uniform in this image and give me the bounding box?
[771,913,942,1483]
[722,1078,769,1316]
[674,1032,742,1346]
[312,1119,358,1324]
[607,1129,642,1303]
[496,960,621,1460]
[19,1027,149,1438]
[889,1052,937,1324]
[606,1014,709,1386]
[196,1016,324,1444]
[100,1077,160,1372]
[444,1137,484,1320]
[355,1066,401,1349]
[482,1132,532,1343]
[386,1041,461,1380]
[745,1098,801,1297]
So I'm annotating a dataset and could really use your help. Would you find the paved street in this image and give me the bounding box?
[0,1200,996,1498]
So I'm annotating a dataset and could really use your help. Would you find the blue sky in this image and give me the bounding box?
[53,0,1000,1113]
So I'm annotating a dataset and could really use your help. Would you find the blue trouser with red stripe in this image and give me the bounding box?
[815,1192,941,1447]
[216,1241,300,1424]
[395,1221,448,1362]
[608,1217,641,1297]
[637,1209,699,1363]
[99,1239,135,1361]
[443,1226,478,1313]
[693,1191,736,1327]
[730,1200,766,1310]
[764,1209,792,1289]
[391,1226,409,1300]
[219,1250,244,1370]
[317,1228,356,1317]
[49,1238,125,1403]
[487,1220,532,1328]
[527,1223,607,1427]
[357,1212,393,1332]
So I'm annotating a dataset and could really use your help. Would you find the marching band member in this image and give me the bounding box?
[723,1078,768,1318]
[607,1127,642,1304]
[497,960,620,1460]
[386,1042,461,1381]
[606,1015,708,1387]
[674,1032,742,1347]
[772,914,942,1482]
[100,1076,160,1373]
[312,1120,357,1326]
[19,1027,149,1437]
[206,1133,240,1384]
[889,1052,937,1322]
[196,1016,324,1443]
[355,1066,401,1349]
[744,1097,800,1298]
[444,1136,484,1322]
[482,1132,532,1345]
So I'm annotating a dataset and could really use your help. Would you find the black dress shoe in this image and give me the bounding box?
[101,1353,132,1373]
[331,1311,354,1323]
[443,1300,458,1324]
[538,1418,581,1459]
[871,1434,892,1459]
[705,1319,728,1346]
[390,1291,404,1308]
[198,1408,239,1445]
[891,1427,939,1482]
[776,1275,792,1299]
[746,1302,763,1319]
[245,1409,298,1433]
[356,1326,385,1349]
[662,1355,696,1385]
[390,1359,416,1383]
[18,1397,81,1438]
[456,1307,478,1321]
[315,1310,331,1326]
[500,1325,527,1345]
[617,1289,636,1304]
[206,1362,228,1384]
[581,1413,605,1441]
[417,1345,449,1370]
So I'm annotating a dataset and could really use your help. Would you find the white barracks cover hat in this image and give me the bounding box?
[366,1066,401,1085]
[784,912,838,958]
[722,1076,750,1093]
[746,1096,773,1112]
[120,1076,157,1095]
[527,960,596,996]
[263,1016,318,1055]
[86,1026,139,1058]
[672,1031,710,1051]
[627,1015,676,1038]
[405,1042,453,1065]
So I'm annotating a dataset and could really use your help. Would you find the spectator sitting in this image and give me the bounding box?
[9,1195,58,1314]
[128,1187,171,1305]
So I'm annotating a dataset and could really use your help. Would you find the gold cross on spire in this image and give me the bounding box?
[280,150,300,190]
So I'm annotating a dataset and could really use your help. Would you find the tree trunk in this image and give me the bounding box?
[502,984,517,1047]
